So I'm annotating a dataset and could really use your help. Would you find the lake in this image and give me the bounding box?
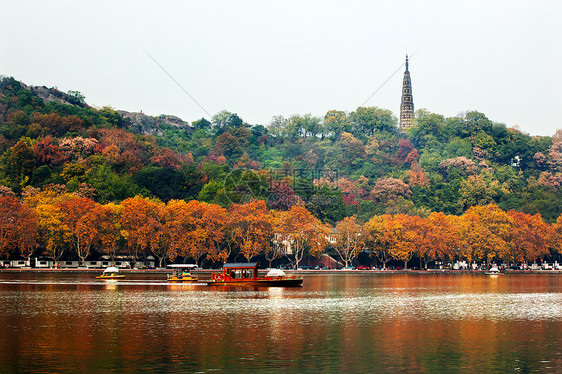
[0,272,560,373]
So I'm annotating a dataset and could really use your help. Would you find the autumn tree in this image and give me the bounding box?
[0,196,37,260]
[333,216,364,268]
[120,196,163,266]
[34,203,71,266]
[364,214,397,269]
[268,210,294,268]
[507,210,551,263]
[457,204,513,265]
[388,214,425,269]
[274,205,330,269]
[96,203,125,266]
[166,199,227,266]
[552,215,562,257]
[57,197,101,266]
[424,212,459,268]
[227,200,274,262]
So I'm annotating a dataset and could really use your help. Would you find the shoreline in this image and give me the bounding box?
[1,268,561,275]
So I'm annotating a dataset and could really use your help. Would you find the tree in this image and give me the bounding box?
[507,210,551,263]
[34,203,71,266]
[458,172,501,209]
[120,196,162,266]
[96,203,125,266]
[388,214,424,269]
[552,215,562,257]
[324,110,351,139]
[409,110,446,149]
[371,178,412,203]
[57,197,100,266]
[4,138,36,188]
[457,204,513,264]
[227,200,274,262]
[268,210,290,268]
[0,196,37,260]
[166,199,227,266]
[364,214,397,269]
[424,212,459,268]
[275,205,330,269]
[333,216,364,268]
[350,107,398,137]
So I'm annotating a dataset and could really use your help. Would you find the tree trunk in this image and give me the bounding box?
[404,260,408,269]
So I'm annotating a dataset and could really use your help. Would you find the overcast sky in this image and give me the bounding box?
[1,0,561,136]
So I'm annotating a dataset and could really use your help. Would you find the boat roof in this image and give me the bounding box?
[103,266,119,273]
[223,262,258,269]
[168,264,198,268]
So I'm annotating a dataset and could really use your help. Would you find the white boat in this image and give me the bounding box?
[96,266,125,279]
[485,267,503,276]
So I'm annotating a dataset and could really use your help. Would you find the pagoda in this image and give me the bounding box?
[399,55,414,130]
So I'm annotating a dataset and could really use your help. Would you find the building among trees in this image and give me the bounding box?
[399,54,414,130]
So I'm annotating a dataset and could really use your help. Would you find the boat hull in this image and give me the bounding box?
[206,278,303,287]
[167,276,199,283]
[96,275,125,279]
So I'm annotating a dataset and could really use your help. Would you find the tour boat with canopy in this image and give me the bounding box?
[485,266,503,276]
[206,263,303,287]
[167,264,199,283]
[96,266,125,279]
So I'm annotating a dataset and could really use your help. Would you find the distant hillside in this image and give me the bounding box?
[1,76,561,222]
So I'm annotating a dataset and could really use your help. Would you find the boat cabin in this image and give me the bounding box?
[222,263,259,281]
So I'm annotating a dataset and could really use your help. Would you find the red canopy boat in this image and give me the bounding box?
[207,263,303,287]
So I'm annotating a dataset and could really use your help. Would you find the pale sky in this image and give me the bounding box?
[1,0,561,136]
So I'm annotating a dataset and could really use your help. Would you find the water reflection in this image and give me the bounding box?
[0,272,560,372]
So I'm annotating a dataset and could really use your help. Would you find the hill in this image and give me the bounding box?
[1,76,561,222]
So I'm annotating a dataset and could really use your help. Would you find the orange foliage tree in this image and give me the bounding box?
[120,196,162,266]
[364,214,397,269]
[274,205,330,269]
[0,196,37,260]
[57,197,101,266]
[551,215,562,257]
[96,203,125,266]
[227,200,274,262]
[457,204,513,264]
[424,212,460,268]
[333,216,364,268]
[507,210,552,263]
[387,214,425,269]
[166,200,227,266]
[34,203,71,266]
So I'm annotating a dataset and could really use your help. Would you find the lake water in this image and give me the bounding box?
[0,272,560,373]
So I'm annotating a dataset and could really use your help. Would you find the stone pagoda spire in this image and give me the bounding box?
[399,54,414,130]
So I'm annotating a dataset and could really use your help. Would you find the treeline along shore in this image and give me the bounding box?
[1,192,562,270]
[1,77,562,270]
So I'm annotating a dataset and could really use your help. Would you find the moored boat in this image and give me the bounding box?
[485,267,503,276]
[96,266,125,279]
[167,264,199,283]
[206,263,303,287]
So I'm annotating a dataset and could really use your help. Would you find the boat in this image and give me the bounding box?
[206,263,303,287]
[167,264,199,283]
[485,267,503,276]
[96,266,125,279]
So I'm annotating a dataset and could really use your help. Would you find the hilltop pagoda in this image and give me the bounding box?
[399,55,414,130]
